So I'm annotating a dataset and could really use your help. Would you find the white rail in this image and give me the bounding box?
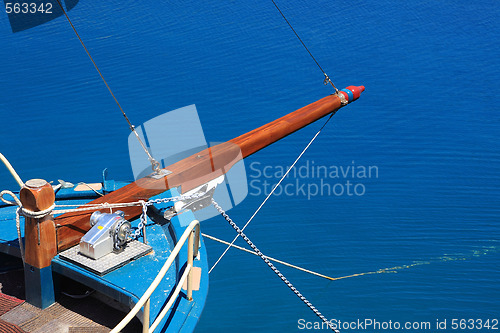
[0,153,24,188]
[110,219,200,333]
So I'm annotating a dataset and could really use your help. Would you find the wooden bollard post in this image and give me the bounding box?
[20,179,57,309]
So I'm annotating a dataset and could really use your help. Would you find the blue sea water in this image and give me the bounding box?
[0,0,499,332]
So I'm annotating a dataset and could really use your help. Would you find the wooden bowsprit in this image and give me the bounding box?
[55,86,364,251]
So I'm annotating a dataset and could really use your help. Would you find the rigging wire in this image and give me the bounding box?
[54,0,162,174]
[270,0,339,93]
[209,112,335,273]
[208,1,345,272]
[212,199,338,333]
[203,232,336,280]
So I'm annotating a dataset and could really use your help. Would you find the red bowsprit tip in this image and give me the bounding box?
[345,85,365,101]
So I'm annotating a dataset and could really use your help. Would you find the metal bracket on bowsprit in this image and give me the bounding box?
[164,175,225,220]
[336,91,349,105]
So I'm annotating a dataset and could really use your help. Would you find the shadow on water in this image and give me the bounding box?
[4,0,79,33]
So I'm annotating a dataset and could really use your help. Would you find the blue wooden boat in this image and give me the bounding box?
[0,85,363,332]
[0,2,365,332]
[0,176,209,332]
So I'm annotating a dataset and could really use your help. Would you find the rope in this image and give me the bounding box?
[20,204,56,219]
[1,188,204,258]
[209,112,335,273]
[52,193,203,215]
[202,232,336,280]
[270,0,339,93]
[17,203,57,260]
[1,191,25,261]
[1,188,202,261]
[211,199,338,333]
[0,153,24,188]
[52,202,140,215]
[53,0,162,174]
[15,208,24,262]
[0,192,203,215]
[0,190,22,206]
[1,189,56,263]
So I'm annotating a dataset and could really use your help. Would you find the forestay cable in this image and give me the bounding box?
[209,112,335,273]
[270,0,339,93]
[54,0,161,174]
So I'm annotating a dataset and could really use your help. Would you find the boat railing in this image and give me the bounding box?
[110,219,201,333]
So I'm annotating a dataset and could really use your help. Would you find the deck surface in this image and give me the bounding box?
[0,267,142,332]
[1,295,142,332]
[0,290,25,333]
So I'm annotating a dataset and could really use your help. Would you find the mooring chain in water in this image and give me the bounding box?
[211,199,339,333]
[270,0,339,93]
[210,112,335,273]
[54,0,162,174]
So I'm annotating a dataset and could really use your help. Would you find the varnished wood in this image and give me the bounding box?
[230,94,342,157]
[56,142,243,250]
[20,179,57,268]
[55,94,343,251]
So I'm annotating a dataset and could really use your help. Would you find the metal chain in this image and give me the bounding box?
[129,192,205,240]
[3,187,204,252]
[211,199,339,333]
